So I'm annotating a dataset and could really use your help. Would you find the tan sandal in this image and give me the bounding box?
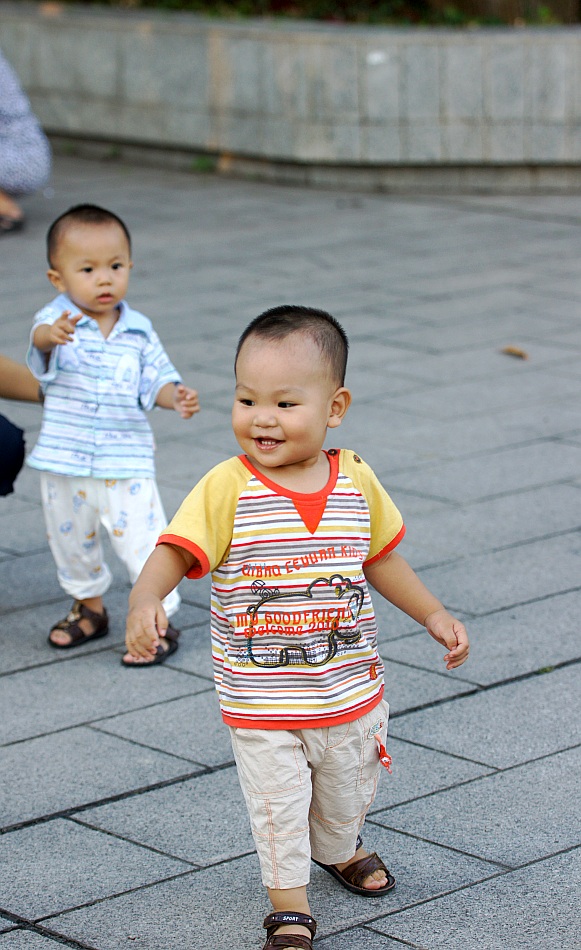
[263,912,317,950]
[48,601,109,649]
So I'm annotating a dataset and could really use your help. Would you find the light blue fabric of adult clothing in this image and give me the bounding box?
[0,48,51,194]
[26,294,181,479]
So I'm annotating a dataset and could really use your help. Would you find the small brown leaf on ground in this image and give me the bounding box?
[500,345,529,360]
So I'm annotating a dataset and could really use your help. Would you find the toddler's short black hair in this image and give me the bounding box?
[47,204,132,267]
[236,305,349,386]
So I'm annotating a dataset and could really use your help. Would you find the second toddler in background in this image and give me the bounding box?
[26,203,199,665]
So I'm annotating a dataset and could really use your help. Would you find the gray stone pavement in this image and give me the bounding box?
[1,156,580,949]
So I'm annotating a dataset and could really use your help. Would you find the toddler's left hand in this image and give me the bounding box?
[173,384,200,419]
[425,608,470,670]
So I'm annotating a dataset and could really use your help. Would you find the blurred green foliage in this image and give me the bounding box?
[63,0,567,25]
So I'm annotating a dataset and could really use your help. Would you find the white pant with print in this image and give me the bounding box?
[40,473,180,616]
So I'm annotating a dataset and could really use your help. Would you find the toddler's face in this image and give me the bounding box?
[47,221,132,321]
[232,333,344,479]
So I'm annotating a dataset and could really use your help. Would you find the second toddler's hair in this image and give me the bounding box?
[236,305,349,386]
[47,204,132,267]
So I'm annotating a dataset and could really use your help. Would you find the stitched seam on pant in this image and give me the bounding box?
[292,733,305,784]
[309,804,368,829]
[265,798,280,890]
[324,720,352,751]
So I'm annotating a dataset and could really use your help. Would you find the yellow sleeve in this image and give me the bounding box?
[338,449,405,564]
[158,456,249,578]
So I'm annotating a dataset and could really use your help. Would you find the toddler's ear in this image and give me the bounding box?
[46,268,65,292]
[328,387,351,428]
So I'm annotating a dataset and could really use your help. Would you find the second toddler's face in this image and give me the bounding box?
[233,332,348,485]
[47,221,132,321]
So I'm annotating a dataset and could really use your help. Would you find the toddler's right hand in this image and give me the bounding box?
[49,310,83,346]
[125,595,167,661]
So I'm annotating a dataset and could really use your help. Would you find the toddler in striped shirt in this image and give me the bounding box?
[125,305,469,950]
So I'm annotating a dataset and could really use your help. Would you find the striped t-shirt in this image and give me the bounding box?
[26,294,181,479]
[160,449,405,729]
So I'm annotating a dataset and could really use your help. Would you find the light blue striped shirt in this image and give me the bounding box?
[26,294,181,479]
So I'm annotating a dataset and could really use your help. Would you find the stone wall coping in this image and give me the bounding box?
[4,1,581,190]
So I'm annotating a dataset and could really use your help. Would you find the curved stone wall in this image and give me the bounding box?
[2,2,581,188]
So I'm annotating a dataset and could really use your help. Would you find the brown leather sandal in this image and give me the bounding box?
[263,912,317,950]
[313,838,395,898]
[48,601,109,649]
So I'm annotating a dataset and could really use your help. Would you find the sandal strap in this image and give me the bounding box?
[340,851,389,890]
[53,601,108,633]
[263,912,317,940]
[164,624,180,644]
[263,936,314,950]
[77,601,109,625]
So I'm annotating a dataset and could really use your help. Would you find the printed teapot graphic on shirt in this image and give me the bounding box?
[240,573,366,668]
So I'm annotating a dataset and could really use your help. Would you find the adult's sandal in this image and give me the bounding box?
[263,912,317,950]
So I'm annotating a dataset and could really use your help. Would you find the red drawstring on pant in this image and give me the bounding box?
[375,736,392,773]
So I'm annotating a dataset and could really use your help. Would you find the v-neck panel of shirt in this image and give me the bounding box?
[239,450,340,534]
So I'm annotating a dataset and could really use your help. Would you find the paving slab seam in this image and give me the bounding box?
[0,694,210,748]
[390,660,581,715]
[68,816,204,868]
[0,545,47,558]
[462,587,581,618]
[0,595,110,615]
[71,814,257,872]
[0,761,237,835]
[383,649,581,691]
[325,923,426,949]
[87,722,221,767]
[0,646,126,680]
[389,470,581,500]
[377,739,581,786]
[311,868,515,934]
[425,196,581,228]
[340,844,581,934]
[173,597,212,613]
[382,395,581,422]
[162,662,214,683]
[363,819,514,870]
[88,683,216,722]
[33,855,260,926]
[379,656,482,689]
[0,917,97,950]
[559,436,581,447]
[317,923,420,949]
[0,589,128,616]
[367,769,501,814]
[485,525,581,555]
[30,869,198,924]
[357,926,421,949]
[176,596,213,612]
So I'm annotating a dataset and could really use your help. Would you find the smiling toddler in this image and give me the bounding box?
[125,305,469,949]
